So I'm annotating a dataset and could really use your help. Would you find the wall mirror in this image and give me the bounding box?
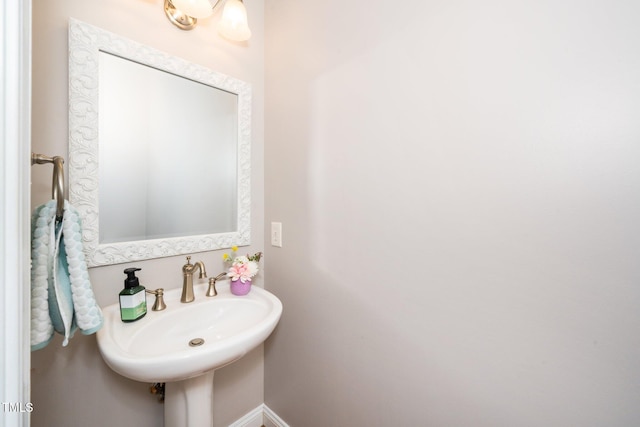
[68,19,251,267]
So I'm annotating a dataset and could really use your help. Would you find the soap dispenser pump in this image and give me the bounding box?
[119,267,147,322]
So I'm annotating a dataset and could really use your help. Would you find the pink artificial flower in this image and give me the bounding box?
[227,261,254,282]
[226,255,259,283]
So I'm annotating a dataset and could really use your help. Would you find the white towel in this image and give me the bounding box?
[31,200,103,350]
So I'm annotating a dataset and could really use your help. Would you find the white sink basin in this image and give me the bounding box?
[96,282,282,383]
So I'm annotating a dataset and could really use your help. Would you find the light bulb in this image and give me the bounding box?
[171,0,213,18]
[218,0,252,41]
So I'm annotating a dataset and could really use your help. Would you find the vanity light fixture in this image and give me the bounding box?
[164,0,251,41]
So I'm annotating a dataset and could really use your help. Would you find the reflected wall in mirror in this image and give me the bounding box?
[69,19,251,267]
[98,52,238,243]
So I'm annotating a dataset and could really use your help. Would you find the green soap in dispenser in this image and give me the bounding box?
[119,267,147,322]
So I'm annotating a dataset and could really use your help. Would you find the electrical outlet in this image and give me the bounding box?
[271,222,282,247]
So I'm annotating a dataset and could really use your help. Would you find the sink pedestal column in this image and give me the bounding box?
[164,371,215,427]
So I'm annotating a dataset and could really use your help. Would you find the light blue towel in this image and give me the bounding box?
[31,200,103,350]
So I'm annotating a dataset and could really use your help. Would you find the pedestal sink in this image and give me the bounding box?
[96,281,282,427]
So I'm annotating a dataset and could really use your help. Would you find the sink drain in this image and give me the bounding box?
[189,338,205,347]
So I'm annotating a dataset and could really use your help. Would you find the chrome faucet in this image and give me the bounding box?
[181,256,207,303]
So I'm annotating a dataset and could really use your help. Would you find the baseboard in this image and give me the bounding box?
[262,404,289,427]
[230,404,289,427]
[229,405,264,427]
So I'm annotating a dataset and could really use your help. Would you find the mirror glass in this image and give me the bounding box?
[69,19,251,267]
[99,52,238,243]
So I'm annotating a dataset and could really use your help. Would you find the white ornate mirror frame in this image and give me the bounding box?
[68,18,251,267]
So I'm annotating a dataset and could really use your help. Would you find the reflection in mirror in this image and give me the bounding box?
[69,19,251,267]
[99,52,238,243]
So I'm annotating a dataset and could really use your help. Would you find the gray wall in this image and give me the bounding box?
[30,0,265,426]
[264,0,640,426]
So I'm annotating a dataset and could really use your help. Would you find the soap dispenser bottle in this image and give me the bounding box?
[119,267,147,322]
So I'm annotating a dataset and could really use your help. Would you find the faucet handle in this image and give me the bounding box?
[206,278,218,297]
[206,272,227,297]
[186,255,192,265]
[146,288,167,311]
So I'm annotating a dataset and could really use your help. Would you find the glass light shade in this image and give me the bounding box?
[217,0,252,41]
[171,0,213,18]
